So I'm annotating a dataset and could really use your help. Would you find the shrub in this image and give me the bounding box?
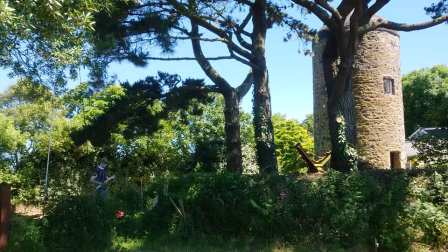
[40,169,448,251]
[413,134,448,166]
[42,196,114,251]
[6,215,45,252]
[141,169,448,251]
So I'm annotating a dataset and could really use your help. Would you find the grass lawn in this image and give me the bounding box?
[6,214,353,252]
[111,235,336,252]
[7,214,435,252]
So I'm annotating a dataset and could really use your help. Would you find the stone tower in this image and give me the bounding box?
[313,28,407,169]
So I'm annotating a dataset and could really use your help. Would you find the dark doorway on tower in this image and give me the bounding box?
[390,151,401,169]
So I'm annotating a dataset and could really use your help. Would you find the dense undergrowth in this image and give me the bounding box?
[10,168,448,251]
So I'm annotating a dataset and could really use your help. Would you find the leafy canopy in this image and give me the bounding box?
[272,114,314,174]
[403,65,448,136]
[0,0,111,90]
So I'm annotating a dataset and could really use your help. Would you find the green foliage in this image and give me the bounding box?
[0,168,21,185]
[0,0,111,89]
[413,133,448,166]
[170,94,255,173]
[125,169,447,251]
[9,169,448,251]
[0,80,83,203]
[71,74,211,147]
[0,113,25,166]
[403,65,448,136]
[6,215,45,252]
[42,196,114,251]
[335,114,358,171]
[406,171,448,247]
[92,0,179,65]
[0,79,256,203]
[301,114,314,136]
[123,93,255,174]
[272,114,314,174]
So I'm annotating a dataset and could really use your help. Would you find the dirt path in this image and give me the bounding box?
[13,204,43,219]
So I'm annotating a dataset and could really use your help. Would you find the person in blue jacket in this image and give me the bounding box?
[90,158,115,199]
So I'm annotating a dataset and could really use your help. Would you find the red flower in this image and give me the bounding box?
[115,210,125,219]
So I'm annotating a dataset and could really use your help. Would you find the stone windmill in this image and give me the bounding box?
[313,25,406,169]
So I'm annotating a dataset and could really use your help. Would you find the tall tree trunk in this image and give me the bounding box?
[189,22,245,173]
[251,0,278,174]
[322,34,357,172]
[0,184,11,250]
[327,96,355,172]
[222,89,243,173]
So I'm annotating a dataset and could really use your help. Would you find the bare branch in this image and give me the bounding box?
[236,71,253,100]
[233,28,253,50]
[367,0,390,18]
[331,1,363,102]
[202,1,228,23]
[361,15,448,33]
[136,56,234,61]
[291,0,337,29]
[316,0,342,21]
[172,84,221,94]
[233,9,253,49]
[172,25,191,35]
[238,0,254,6]
[167,0,253,60]
[190,22,232,91]
[241,29,252,37]
[169,36,227,42]
[238,11,253,33]
[337,0,356,17]
[227,43,257,68]
[380,15,448,31]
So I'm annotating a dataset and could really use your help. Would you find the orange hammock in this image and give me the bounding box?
[295,143,331,173]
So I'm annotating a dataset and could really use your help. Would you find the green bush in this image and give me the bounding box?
[42,196,114,251]
[6,215,45,252]
[39,169,448,251]
[141,169,448,251]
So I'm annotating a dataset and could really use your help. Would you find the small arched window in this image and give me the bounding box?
[384,77,395,95]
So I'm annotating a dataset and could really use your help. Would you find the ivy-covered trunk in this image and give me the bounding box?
[251,0,278,174]
[327,98,357,172]
[323,33,358,172]
[222,89,243,173]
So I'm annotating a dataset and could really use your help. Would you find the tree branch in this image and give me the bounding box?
[367,0,390,18]
[226,43,258,68]
[238,11,253,33]
[379,15,448,31]
[361,15,448,33]
[337,0,356,17]
[316,0,342,21]
[233,28,253,50]
[332,1,362,102]
[172,84,221,94]
[136,56,234,61]
[190,22,232,91]
[237,0,254,7]
[168,36,227,42]
[236,71,253,100]
[291,0,337,30]
[234,11,253,47]
[167,0,253,60]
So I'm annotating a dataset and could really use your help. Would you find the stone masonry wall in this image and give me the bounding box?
[352,29,406,168]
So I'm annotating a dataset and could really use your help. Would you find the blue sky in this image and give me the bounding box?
[1,1,447,121]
